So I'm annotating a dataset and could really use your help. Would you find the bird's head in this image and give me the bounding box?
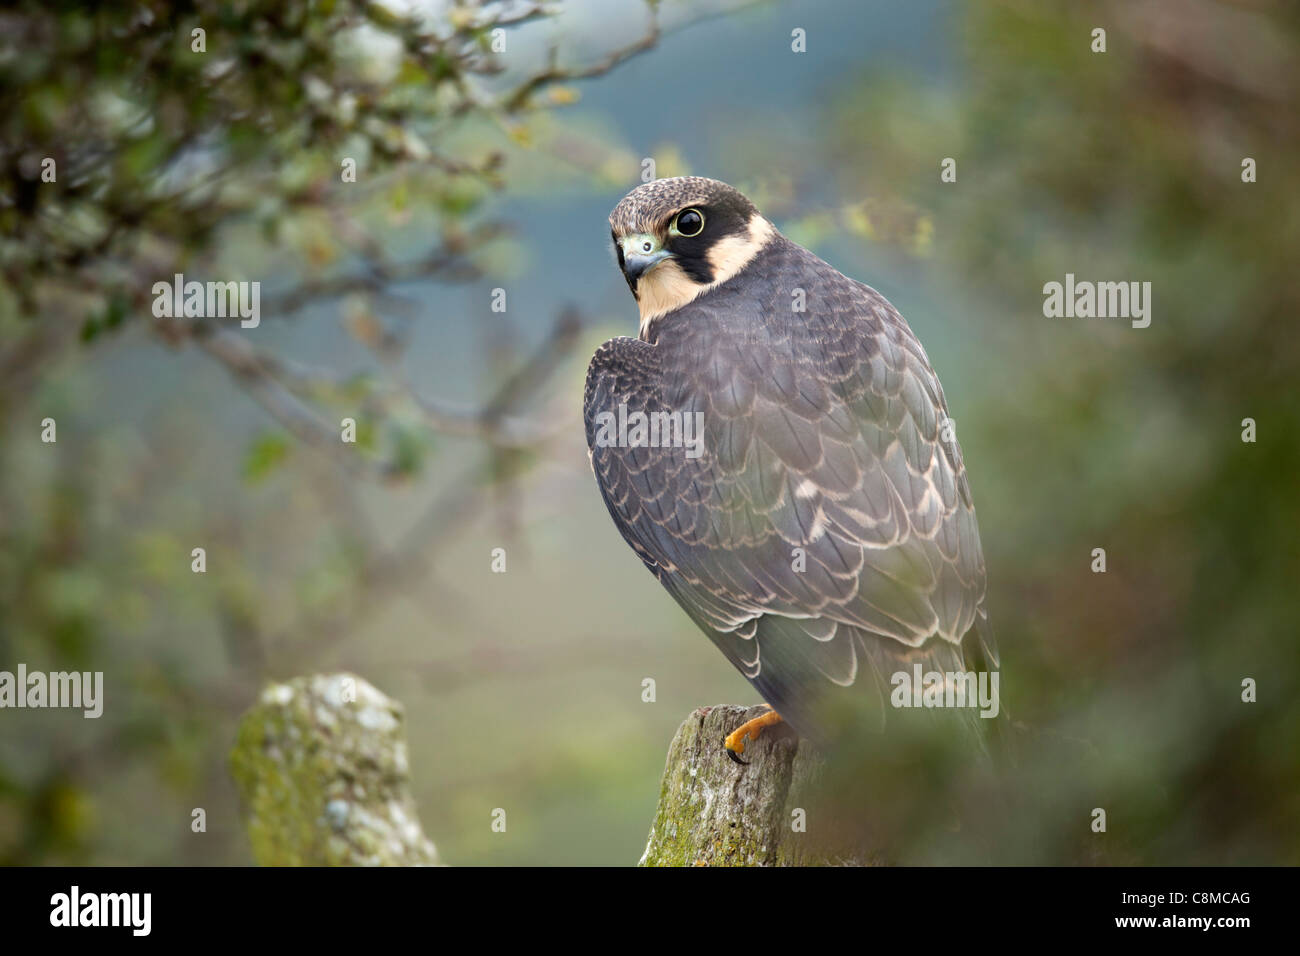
[609,176,776,330]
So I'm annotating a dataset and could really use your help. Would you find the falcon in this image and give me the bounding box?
[584,177,996,761]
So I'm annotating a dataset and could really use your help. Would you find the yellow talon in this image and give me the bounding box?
[724,708,785,764]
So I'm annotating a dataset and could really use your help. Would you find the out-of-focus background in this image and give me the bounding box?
[1,0,1297,865]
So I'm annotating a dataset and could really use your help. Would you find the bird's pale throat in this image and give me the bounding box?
[637,215,777,337]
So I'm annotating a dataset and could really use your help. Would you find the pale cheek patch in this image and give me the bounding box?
[637,217,776,337]
[637,260,701,332]
[706,219,774,285]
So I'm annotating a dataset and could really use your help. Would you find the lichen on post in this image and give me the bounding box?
[230,673,440,866]
[639,704,882,867]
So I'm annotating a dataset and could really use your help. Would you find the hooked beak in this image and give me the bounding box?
[622,249,670,282]
[618,234,671,287]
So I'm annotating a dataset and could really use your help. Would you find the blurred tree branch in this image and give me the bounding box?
[0,0,665,428]
[0,0,673,865]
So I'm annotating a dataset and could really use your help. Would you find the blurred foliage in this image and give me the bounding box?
[1,0,1296,866]
[0,0,658,865]
[3,0,511,308]
[819,0,1300,863]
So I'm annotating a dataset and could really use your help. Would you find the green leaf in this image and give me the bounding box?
[242,432,292,484]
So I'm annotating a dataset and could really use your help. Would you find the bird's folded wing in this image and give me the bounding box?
[583,293,995,720]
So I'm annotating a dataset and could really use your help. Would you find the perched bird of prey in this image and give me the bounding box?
[584,177,996,760]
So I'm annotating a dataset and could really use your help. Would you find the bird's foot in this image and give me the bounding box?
[724,707,784,765]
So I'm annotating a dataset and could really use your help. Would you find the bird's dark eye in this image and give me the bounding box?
[674,208,704,237]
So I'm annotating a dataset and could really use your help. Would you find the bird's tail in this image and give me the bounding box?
[837,619,1009,766]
